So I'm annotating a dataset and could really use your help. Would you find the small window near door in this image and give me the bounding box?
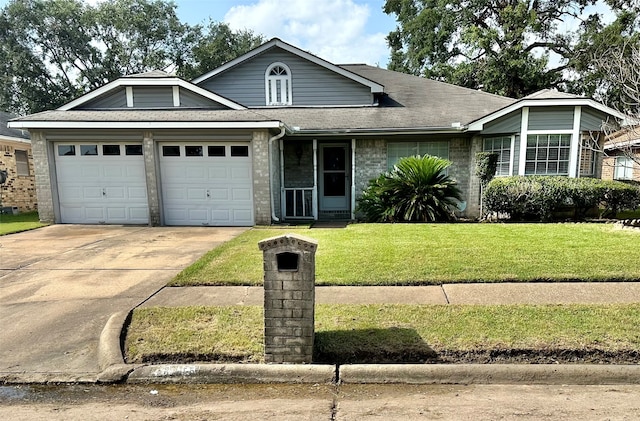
[162,145,180,157]
[230,145,249,157]
[185,146,203,157]
[15,150,29,176]
[58,145,76,156]
[102,145,121,156]
[80,145,98,156]
[125,145,143,155]
[208,145,225,156]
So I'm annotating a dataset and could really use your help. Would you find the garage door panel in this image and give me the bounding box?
[160,142,254,226]
[128,187,148,200]
[55,142,148,224]
[232,188,252,200]
[83,187,103,199]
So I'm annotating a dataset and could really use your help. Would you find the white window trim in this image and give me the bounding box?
[524,133,573,176]
[518,107,529,175]
[265,62,293,106]
[483,135,514,176]
[172,86,180,107]
[614,156,634,180]
[125,86,134,108]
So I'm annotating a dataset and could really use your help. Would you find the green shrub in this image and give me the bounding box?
[484,176,640,221]
[357,155,463,222]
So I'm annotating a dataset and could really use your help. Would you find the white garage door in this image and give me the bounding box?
[54,143,149,224]
[159,143,254,226]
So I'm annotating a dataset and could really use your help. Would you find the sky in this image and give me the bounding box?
[0,0,616,69]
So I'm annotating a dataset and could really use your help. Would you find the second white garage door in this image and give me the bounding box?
[159,143,254,226]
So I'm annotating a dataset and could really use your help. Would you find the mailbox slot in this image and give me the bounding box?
[277,252,299,271]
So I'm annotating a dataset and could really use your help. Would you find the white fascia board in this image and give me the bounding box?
[467,98,627,132]
[58,78,246,111]
[0,134,31,144]
[7,120,282,130]
[192,38,384,94]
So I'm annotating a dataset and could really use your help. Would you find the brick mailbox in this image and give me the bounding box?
[258,233,318,363]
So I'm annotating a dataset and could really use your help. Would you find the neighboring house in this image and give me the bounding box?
[0,111,36,213]
[602,129,640,182]
[8,38,625,226]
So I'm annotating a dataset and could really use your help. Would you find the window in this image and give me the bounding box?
[15,150,29,176]
[102,145,121,156]
[387,141,449,170]
[524,134,571,175]
[483,136,512,176]
[614,156,634,180]
[80,145,98,156]
[265,62,292,105]
[185,146,203,157]
[230,145,249,157]
[162,145,180,157]
[58,145,76,156]
[208,145,225,157]
[125,145,143,155]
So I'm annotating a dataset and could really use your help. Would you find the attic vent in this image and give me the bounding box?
[265,62,292,106]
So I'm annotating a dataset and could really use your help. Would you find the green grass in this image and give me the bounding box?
[171,223,640,286]
[125,304,640,364]
[0,211,47,235]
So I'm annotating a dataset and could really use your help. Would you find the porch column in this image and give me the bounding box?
[569,106,582,178]
[312,139,318,220]
[30,131,56,223]
[142,131,161,226]
[351,138,356,220]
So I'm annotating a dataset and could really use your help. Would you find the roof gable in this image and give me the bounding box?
[192,38,384,94]
[58,75,246,111]
[467,91,626,131]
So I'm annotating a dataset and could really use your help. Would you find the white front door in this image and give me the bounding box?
[318,144,350,214]
[54,142,148,224]
[159,143,254,226]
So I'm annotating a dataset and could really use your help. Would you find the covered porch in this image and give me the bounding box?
[276,138,356,222]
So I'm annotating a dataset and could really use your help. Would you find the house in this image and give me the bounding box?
[602,128,640,182]
[0,112,36,213]
[8,38,626,226]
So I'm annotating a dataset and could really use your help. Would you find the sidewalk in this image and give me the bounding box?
[140,282,640,308]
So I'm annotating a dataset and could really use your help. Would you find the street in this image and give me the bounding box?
[1,383,639,420]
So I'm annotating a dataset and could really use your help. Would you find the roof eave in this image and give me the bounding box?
[7,120,283,130]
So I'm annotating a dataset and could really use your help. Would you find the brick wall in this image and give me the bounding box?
[0,139,37,212]
[252,130,272,225]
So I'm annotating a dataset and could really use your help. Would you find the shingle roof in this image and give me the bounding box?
[523,89,584,100]
[1,112,30,139]
[9,66,517,132]
[9,109,275,123]
[253,65,516,132]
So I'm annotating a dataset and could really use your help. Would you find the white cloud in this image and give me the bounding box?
[224,0,389,66]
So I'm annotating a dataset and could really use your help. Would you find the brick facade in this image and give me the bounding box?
[0,138,37,212]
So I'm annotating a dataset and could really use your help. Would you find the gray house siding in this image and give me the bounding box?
[513,135,521,174]
[133,87,173,108]
[179,89,228,109]
[481,110,521,135]
[199,47,373,107]
[78,88,127,109]
[528,106,574,131]
[581,108,608,131]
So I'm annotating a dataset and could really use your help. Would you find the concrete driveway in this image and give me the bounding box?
[0,225,246,383]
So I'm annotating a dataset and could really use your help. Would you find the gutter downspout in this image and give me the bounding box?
[269,125,286,222]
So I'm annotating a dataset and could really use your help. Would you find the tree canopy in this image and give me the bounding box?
[0,0,264,115]
[383,0,640,103]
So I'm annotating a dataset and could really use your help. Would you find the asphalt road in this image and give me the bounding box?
[1,383,640,420]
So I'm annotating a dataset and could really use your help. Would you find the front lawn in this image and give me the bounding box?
[125,304,640,364]
[0,211,47,235]
[171,223,640,286]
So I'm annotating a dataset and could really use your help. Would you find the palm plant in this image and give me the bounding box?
[357,155,463,222]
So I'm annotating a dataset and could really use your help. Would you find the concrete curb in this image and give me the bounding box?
[95,312,640,386]
[127,363,336,384]
[339,364,640,385]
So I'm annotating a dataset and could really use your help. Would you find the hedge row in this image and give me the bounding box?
[483,176,640,221]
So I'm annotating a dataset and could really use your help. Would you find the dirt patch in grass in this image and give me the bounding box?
[435,349,640,365]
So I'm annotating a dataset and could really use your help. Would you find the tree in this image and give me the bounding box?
[0,0,263,115]
[383,0,640,101]
[583,41,640,173]
[178,20,264,81]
